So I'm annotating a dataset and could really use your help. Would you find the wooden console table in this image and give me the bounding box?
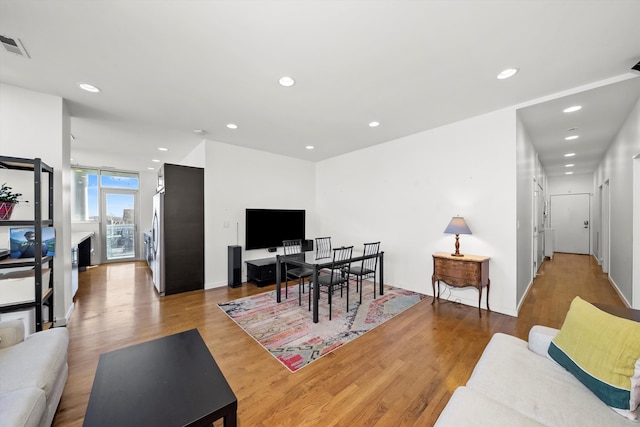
[432,252,490,317]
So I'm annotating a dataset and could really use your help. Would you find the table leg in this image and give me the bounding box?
[276,255,281,303]
[223,410,237,427]
[486,278,491,312]
[379,252,384,296]
[478,285,482,317]
[431,275,436,304]
[312,265,319,323]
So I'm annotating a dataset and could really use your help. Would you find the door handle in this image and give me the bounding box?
[584,220,589,229]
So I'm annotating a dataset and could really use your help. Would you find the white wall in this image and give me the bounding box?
[548,173,593,195]
[515,113,537,306]
[202,140,316,288]
[316,108,519,316]
[594,95,640,307]
[0,83,72,332]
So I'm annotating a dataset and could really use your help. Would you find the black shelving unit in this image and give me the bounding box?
[0,156,54,332]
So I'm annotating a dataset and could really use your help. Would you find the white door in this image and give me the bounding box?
[550,193,590,254]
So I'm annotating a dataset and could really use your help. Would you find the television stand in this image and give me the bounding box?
[245,257,286,287]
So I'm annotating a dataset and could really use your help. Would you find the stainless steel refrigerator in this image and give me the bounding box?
[151,191,165,294]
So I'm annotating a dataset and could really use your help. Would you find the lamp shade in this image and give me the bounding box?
[444,216,472,235]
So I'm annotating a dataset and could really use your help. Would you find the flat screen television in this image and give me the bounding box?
[245,209,305,250]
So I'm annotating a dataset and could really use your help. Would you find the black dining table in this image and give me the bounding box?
[275,250,384,323]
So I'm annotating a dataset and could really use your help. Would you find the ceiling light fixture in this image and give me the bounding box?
[564,153,576,157]
[563,105,582,113]
[147,167,155,170]
[497,68,519,79]
[369,121,380,127]
[278,76,295,87]
[226,123,238,129]
[78,82,101,93]
[158,147,168,151]
[565,171,574,175]
[305,145,314,150]
[565,135,579,141]
[565,164,574,167]
[152,159,160,163]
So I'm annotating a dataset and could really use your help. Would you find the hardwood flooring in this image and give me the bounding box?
[52,253,624,426]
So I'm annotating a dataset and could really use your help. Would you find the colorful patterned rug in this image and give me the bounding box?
[218,282,426,372]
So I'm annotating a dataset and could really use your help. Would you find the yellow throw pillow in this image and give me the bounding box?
[548,297,640,421]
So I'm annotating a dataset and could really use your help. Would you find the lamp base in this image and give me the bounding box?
[451,253,465,257]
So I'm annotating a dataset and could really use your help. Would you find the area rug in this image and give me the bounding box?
[218,282,426,372]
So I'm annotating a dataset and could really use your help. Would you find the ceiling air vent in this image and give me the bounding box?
[0,35,30,58]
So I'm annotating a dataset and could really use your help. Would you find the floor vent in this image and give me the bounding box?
[0,35,30,58]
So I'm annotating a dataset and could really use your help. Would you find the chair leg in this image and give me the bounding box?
[346,279,349,312]
[328,285,332,320]
[359,276,363,304]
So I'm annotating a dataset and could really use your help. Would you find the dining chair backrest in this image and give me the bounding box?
[329,246,353,280]
[283,239,302,255]
[315,236,332,259]
[361,241,381,273]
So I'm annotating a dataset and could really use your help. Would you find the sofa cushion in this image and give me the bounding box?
[434,386,545,426]
[0,387,46,427]
[548,297,640,421]
[466,333,635,426]
[0,327,68,399]
[0,319,25,349]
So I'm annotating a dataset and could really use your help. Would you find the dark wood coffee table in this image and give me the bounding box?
[84,329,237,427]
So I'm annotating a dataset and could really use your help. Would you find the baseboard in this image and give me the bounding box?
[608,276,632,308]
[54,302,74,327]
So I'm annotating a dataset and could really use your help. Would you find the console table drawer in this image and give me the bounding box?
[434,258,480,280]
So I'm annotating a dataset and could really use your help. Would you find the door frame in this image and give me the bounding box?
[633,155,639,308]
[549,193,591,255]
[100,189,139,263]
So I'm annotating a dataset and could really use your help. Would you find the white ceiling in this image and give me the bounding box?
[1,1,639,175]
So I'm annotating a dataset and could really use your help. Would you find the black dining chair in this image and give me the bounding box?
[350,242,381,303]
[315,236,332,259]
[309,246,353,320]
[282,239,314,305]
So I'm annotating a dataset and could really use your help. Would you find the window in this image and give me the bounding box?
[71,168,139,222]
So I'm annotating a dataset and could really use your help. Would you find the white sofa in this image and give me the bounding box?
[435,326,637,426]
[0,319,69,427]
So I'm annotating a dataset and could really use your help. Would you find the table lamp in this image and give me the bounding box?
[444,216,472,257]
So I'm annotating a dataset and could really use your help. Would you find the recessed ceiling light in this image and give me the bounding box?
[158,147,168,151]
[565,135,579,141]
[193,129,207,135]
[497,68,519,79]
[564,153,576,157]
[152,159,160,163]
[147,167,155,170]
[563,105,582,113]
[278,76,295,87]
[305,145,314,150]
[226,123,238,129]
[78,82,101,93]
[565,171,574,175]
[369,121,380,127]
[565,164,574,167]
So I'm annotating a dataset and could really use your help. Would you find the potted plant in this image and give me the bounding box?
[0,183,22,220]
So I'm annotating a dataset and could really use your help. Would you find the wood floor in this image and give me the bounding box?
[52,253,624,426]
